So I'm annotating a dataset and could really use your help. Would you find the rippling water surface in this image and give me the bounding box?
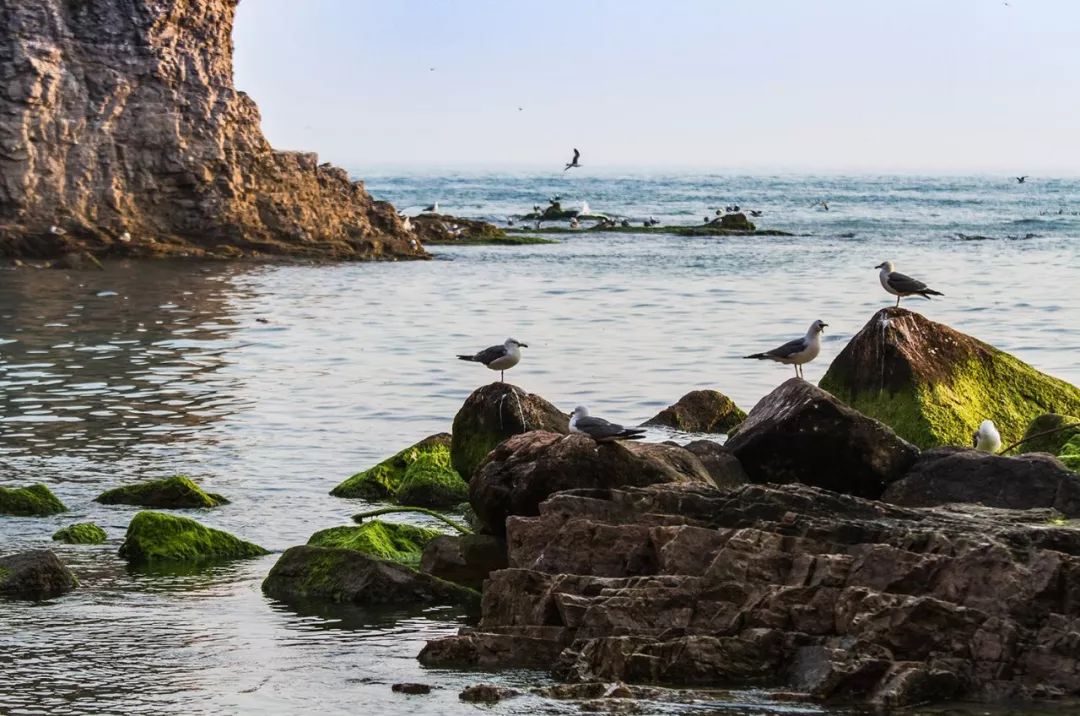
[1,174,1078,714]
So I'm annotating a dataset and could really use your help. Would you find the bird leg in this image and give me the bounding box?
[895,296,901,308]
[500,370,505,382]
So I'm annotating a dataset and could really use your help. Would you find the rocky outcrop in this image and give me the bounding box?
[0,483,66,516]
[641,390,745,434]
[1019,414,1080,456]
[118,511,267,565]
[679,440,748,488]
[52,522,107,544]
[819,308,1080,449]
[95,475,228,508]
[451,383,569,480]
[469,431,715,536]
[715,212,755,231]
[420,534,508,590]
[883,447,1080,514]
[421,482,1080,705]
[0,0,425,261]
[262,545,479,608]
[331,433,468,509]
[409,214,505,244]
[723,378,918,499]
[0,550,77,600]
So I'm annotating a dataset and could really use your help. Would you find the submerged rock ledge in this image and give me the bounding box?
[0,0,425,261]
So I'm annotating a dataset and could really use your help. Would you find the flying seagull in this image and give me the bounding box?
[564,148,581,172]
[744,319,828,379]
[811,200,829,211]
[876,261,944,307]
[569,406,646,443]
[457,338,527,382]
[423,201,439,213]
[1016,176,1028,184]
[973,419,1002,453]
[749,210,764,217]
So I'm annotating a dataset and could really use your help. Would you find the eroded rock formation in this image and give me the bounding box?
[0,0,425,260]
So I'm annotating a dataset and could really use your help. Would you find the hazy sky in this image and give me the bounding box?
[233,1,1080,174]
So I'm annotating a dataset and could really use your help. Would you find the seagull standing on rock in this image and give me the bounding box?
[457,338,527,382]
[973,420,1002,453]
[569,406,646,443]
[876,261,944,307]
[423,201,439,213]
[744,320,828,379]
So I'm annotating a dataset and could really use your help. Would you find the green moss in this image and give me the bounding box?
[1019,414,1080,455]
[52,522,107,544]
[118,511,267,565]
[0,484,67,516]
[330,434,465,509]
[307,521,441,565]
[1060,435,1080,472]
[95,476,228,508]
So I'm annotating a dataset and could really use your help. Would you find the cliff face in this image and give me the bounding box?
[0,0,425,260]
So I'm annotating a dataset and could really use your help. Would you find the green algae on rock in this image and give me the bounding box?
[118,511,267,565]
[95,475,228,508]
[52,522,108,545]
[1018,414,1080,456]
[0,484,67,516]
[819,307,1080,449]
[307,521,442,565]
[330,433,468,508]
[1061,435,1080,472]
[641,389,747,434]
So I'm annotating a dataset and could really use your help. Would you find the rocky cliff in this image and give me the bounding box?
[0,0,425,260]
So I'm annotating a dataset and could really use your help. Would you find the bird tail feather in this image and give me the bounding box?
[921,289,944,297]
[457,355,478,362]
[743,353,768,360]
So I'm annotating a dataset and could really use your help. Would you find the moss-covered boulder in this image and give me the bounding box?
[1018,414,1080,456]
[52,522,107,544]
[0,484,66,516]
[118,511,267,565]
[641,389,746,433]
[1061,435,1080,472]
[0,550,78,600]
[262,545,480,608]
[330,433,468,508]
[95,475,228,508]
[451,383,569,480]
[820,308,1080,449]
[307,521,442,566]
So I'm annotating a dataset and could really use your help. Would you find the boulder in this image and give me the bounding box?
[0,483,66,516]
[391,683,432,695]
[52,522,107,544]
[420,534,508,590]
[95,475,228,508]
[1062,436,1080,472]
[0,550,78,600]
[451,384,569,480]
[409,214,505,244]
[642,390,746,433]
[262,545,479,608]
[331,433,468,509]
[118,511,268,565]
[307,521,442,565]
[680,440,749,488]
[469,431,715,536]
[459,684,520,703]
[718,212,755,231]
[1018,414,1080,456]
[883,447,1080,513]
[723,378,919,498]
[820,308,1080,449]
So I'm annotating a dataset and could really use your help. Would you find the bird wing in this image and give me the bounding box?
[576,415,628,439]
[472,344,509,364]
[572,148,580,162]
[766,337,808,359]
[887,271,930,293]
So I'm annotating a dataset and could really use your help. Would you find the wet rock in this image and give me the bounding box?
[641,390,746,434]
[262,545,479,608]
[307,521,442,565]
[820,308,1080,449]
[118,511,267,565]
[391,683,432,695]
[884,447,1080,514]
[1019,414,1080,456]
[410,214,505,244]
[470,431,714,536]
[95,476,228,509]
[331,433,467,508]
[717,212,755,231]
[0,483,67,516]
[420,534,508,590]
[52,522,107,545]
[0,0,424,262]
[723,378,918,498]
[680,440,748,488]
[458,683,521,703]
[451,383,569,480]
[0,550,78,600]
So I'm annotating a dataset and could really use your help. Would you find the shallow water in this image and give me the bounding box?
[1,173,1078,714]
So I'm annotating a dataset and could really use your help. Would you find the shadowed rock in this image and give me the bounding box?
[882,447,1080,514]
[820,308,1080,449]
[723,378,918,499]
[1018,414,1080,456]
[420,534,508,591]
[451,383,569,480]
[469,431,714,536]
[0,550,77,600]
[642,390,746,434]
[679,440,749,488]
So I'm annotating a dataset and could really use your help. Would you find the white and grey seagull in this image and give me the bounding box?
[744,319,828,379]
[875,261,944,307]
[973,419,1002,453]
[569,406,646,443]
[564,148,581,172]
[423,201,439,213]
[457,338,527,382]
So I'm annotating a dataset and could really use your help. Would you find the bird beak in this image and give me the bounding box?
[822,323,828,329]
[519,343,528,348]
[874,263,882,269]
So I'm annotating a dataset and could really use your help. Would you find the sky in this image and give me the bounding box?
[233,1,1080,175]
